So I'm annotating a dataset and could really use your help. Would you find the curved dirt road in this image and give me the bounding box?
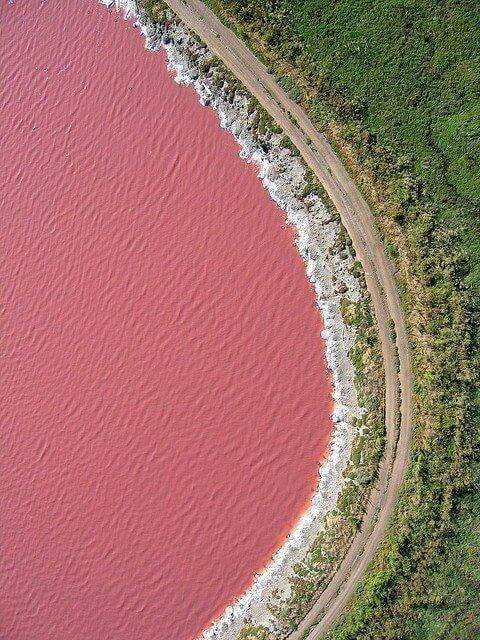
[163,1,413,636]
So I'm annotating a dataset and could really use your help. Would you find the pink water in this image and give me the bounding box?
[1,2,332,639]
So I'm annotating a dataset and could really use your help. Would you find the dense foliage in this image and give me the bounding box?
[197,1,480,638]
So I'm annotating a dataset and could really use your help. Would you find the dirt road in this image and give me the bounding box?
[163,1,413,636]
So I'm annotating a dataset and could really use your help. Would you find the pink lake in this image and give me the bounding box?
[1,2,332,639]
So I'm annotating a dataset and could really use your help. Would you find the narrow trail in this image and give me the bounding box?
[163,1,413,636]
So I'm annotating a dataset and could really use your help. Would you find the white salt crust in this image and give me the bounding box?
[100,2,363,637]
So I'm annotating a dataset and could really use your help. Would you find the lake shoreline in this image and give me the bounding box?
[100,2,363,637]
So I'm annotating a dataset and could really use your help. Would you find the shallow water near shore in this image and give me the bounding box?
[1,2,333,639]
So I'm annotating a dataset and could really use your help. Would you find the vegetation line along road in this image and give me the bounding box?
[163,0,413,636]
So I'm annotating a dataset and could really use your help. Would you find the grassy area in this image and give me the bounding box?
[189,1,480,638]
[205,0,480,294]
[401,489,480,639]
[291,1,480,223]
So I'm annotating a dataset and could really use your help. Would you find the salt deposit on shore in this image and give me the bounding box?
[100,2,363,637]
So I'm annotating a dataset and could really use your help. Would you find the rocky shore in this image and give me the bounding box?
[100,2,364,637]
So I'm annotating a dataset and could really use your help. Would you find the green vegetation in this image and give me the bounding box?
[395,490,480,639]
[203,0,480,290]
[199,1,480,638]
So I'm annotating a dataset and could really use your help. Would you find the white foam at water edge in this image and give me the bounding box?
[99,1,363,637]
